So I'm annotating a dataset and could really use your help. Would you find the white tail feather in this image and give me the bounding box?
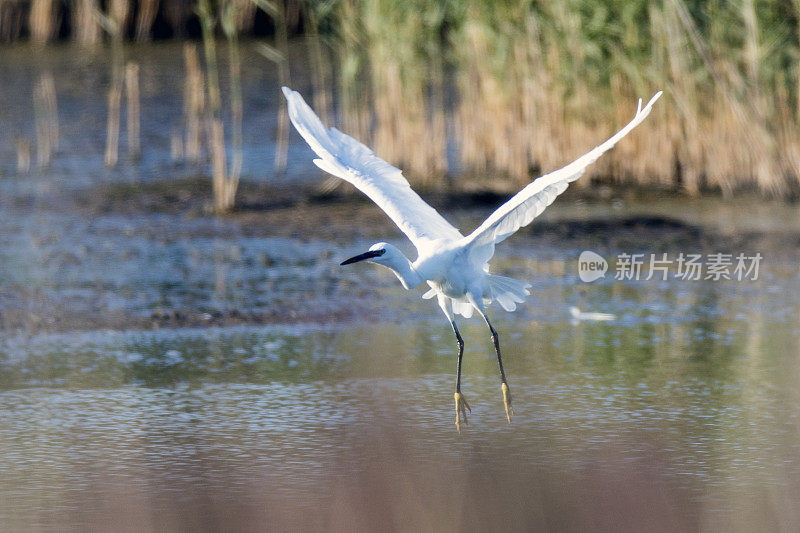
[489,275,531,312]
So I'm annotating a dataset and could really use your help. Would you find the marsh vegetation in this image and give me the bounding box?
[3,1,800,202]
[3,2,800,531]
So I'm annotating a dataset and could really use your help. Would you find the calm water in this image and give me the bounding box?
[2,244,800,530]
[2,44,800,532]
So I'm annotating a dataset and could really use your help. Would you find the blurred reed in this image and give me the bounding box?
[222,0,243,187]
[253,0,292,176]
[33,71,58,168]
[170,128,184,161]
[197,0,242,212]
[16,138,31,174]
[125,62,141,160]
[28,0,56,45]
[72,0,101,46]
[324,0,800,195]
[301,0,331,125]
[99,0,128,167]
[183,43,205,163]
[3,0,800,196]
[134,0,158,41]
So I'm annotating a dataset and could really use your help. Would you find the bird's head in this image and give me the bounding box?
[340,243,421,289]
[340,242,396,267]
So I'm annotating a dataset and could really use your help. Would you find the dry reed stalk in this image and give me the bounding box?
[16,138,31,174]
[209,117,231,210]
[73,0,101,46]
[107,0,129,41]
[222,2,243,189]
[742,0,760,94]
[170,128,184,160]
[198,0,239,212]
[183,43,204,162]
[272,1,292,175]
[33,97,51,169]
[39,72,58,151]
[197,0,226,209]
[33,72,57,168]
[104,79,123,167]
[102,1,126,168]
[234,0,255,32]
[29,0,56,44]
[135,0,159,41]
[125,62,141,160]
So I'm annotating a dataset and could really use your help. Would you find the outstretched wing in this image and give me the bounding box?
[283,87,463,250]
[464,91,662,265]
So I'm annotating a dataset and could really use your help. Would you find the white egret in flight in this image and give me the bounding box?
[283,86,661,431]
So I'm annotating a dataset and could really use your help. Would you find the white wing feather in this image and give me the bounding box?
[464,91,662,265]
[283,87,463,250]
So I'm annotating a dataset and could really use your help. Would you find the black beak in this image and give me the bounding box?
[341,249,384,266]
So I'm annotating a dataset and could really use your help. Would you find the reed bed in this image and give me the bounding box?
[4,0,800,196]
[326,0,800,195]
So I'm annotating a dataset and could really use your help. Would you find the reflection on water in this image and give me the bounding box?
[2,193,799,530]
[2,290,800,530]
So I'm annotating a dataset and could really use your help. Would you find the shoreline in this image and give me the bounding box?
[2,177,798,336]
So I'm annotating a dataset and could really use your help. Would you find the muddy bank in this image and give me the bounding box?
[3,177,799,336]
[76,177,800,248]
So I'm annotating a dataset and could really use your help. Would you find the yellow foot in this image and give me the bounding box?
[454,392,471,433]
[502,382,514,423]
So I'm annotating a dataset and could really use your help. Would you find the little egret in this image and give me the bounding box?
[283,86,661,431]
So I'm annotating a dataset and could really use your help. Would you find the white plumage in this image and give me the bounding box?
[283,86,661,429]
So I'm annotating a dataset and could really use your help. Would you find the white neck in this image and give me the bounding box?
[382,253,423,290]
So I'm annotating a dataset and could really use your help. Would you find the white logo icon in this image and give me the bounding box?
[578,251,608,282]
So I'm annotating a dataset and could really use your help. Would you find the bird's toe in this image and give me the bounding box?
[454,392,471,432]
[502,382,514,423]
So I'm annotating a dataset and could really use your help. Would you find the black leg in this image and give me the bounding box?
[483,316,507,385]
[482,313,513,422]
[450,320,464,393]
[450,318,470,431]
